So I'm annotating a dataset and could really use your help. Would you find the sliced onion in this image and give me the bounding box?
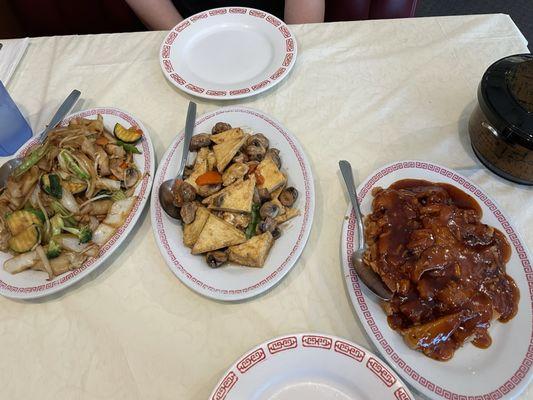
[60,187,80,214]
[96,178,121,192]
[79,194,112,209]
[57,234,90,253]
[29,185,40,209]
[88,216,100,232]
[92,223,115,245]
[4,251,38,274]
[83,245,100,258]
[35,245,53,280]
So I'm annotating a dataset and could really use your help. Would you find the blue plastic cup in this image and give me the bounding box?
[0,81,33,156]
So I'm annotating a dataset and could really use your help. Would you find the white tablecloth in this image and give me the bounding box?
[1,13,531,400]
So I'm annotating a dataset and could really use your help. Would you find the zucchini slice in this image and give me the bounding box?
[6,210,43,236]
[8,225,40,253]
[63,178,88,194]
[114,123,143,144]
[41,173,63,198]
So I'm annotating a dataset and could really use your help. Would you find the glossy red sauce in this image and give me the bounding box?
[363,179,519,361]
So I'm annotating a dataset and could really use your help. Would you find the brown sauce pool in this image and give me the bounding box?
[363,179,519,361]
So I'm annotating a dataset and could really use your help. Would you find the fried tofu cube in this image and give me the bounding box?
[213,134,248,173]
[201,180,241,206]
[256,157,286,193]
[274,207,300,224]
[191,214,246,254]
[185,147,210,190]
[183,206,210,248]
[228,232,274,268]
[211,128,244,144]
[209,176,256,214]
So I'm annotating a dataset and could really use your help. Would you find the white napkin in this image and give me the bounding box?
[0,37,29,85]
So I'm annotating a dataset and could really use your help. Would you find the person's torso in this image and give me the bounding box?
[172,0,285,20]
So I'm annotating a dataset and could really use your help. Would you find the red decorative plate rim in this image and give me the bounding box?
[159,7,297,100]
[341,160,533,399]
[209,332,414,400]
[0,107,155,299]
[150,107,315,301]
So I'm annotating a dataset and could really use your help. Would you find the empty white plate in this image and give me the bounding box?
[160,7,297,100]
[209,333,414,399]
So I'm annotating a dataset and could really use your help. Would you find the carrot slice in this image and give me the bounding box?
[195,171,223,186]
[255,171,265,186]
[95,137,109,146]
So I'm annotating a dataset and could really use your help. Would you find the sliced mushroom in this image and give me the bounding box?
[222,162,249,186]
[109,158,125,180]
[260,202,280,219]
[257,187,270,203]
[123,167,140,189]
[259,217,278,234]
[181,182,197,202]
[95,146,110,176]
[197,183,222,198]
[279,187,298,207]
[104,143,126,158]
[206,250,228,268]
[189,134,212,151]
[214,194,225,208]
[246,133,269,149]
[265,148,281,169]
[245,144,266,162]
[172,179,185,207]
[271,227,282,240]
[183,166,193,180]
[232,151,248,164]
[180,202,198,224]
[211,122,232,134]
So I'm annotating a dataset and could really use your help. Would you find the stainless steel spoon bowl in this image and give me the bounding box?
[339,160,393,300]
[0,89,81,189]
[159,101,197,219]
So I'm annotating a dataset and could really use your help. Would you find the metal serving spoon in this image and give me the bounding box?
[339,160,393,300]
[0,89,81,189]
[159,101,197,219]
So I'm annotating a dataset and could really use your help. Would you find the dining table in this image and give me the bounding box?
[0,12,531,400]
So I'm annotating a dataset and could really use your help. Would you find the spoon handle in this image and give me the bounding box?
[38,89,81,143]
[339,160,365,251]
[177,102,197,179]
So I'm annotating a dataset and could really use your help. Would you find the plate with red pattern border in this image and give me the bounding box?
[159,7,297,100]
[209,333,414,399]
[150,106,314,301]
[341,160,533,399]
[0,108,155,299]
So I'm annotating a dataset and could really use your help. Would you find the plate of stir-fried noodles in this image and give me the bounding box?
[0,107,154,299]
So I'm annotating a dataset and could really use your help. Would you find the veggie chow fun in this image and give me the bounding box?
[173,122,300,269]
[0,115,143,279]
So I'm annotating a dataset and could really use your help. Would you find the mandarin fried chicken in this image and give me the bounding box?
[364,180,519,361]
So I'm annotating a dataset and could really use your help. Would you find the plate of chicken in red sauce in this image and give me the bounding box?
[341,160,532,399]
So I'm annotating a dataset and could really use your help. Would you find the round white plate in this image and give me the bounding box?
[150,106,314,301]
[0,107,155,299]
[209,333,414,400]
[341,160,533,399]
[159,7,297,100]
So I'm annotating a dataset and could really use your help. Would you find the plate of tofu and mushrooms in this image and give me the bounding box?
[150,107,315,301]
